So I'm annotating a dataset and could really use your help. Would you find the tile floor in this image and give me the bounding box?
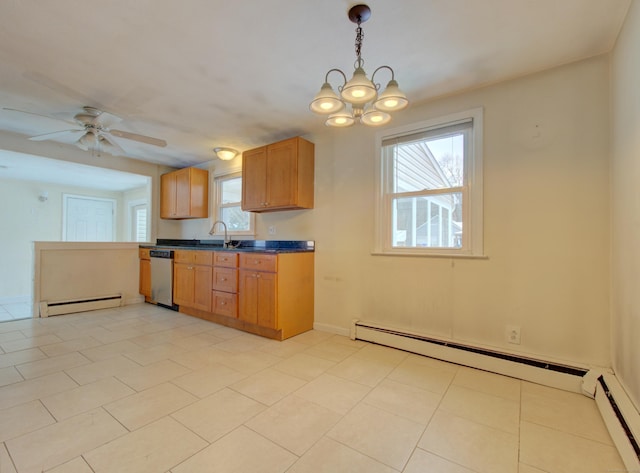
[0,303,625,473]
[0,301,32,322]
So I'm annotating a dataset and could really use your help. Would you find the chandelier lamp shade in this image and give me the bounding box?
[310,4,409,127]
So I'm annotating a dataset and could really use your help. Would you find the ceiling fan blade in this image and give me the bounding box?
[98,133,126,156]
[29,129,85,141]
[109,129,167,147]
[2,107,78,127]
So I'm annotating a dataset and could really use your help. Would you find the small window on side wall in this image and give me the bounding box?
[374,108,484,257]
[213,172,255,236]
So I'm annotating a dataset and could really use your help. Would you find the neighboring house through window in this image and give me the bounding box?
[375,108,483,256]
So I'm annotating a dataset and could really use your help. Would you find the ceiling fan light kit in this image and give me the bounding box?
[310,4,409,128]
[213,147,239,161]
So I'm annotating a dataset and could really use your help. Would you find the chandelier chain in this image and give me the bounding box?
[355,23,364,63]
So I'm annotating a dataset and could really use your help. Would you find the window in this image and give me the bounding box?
[375,108,483,256]
[129,202,149,242]
[213,172,254,235]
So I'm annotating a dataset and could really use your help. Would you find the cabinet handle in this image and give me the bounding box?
[256,273,261,278]
[220,301,226,306]
[221,277,227,281]
[187,266,193,270]
[253,260,260,264]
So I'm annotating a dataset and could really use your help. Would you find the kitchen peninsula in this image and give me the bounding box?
[140,239,314,340]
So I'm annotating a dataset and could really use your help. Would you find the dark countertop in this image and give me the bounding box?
[141,239,315,254]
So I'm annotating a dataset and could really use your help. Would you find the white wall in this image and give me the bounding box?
[168,55,612,368]
[611,0,640,409]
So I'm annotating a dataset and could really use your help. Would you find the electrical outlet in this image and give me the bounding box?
[506,325,521,344]
[268,225,276,235]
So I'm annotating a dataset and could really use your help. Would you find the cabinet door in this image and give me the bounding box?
[212,291,238,318]
[266,139,297,208]
[213,267,238,293]
[238,270,259,324]
[173,263,195,307]
[256,272,277,328]
[160,173,175,218]
[174,168,191,217]
[238,270,276,328]
[193,265,212,312]
[241,147,267,211]
[139,259,151,298]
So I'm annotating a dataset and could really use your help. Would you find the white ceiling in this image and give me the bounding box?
[0,0,632,178]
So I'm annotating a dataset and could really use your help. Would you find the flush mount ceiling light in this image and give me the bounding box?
[310,4,409,128]
[214,147,239,161]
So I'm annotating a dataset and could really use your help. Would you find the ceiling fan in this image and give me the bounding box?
[3,106,167,155]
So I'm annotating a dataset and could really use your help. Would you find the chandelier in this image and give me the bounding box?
[310,4,409,127]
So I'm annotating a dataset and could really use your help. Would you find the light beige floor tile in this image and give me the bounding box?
[80,340,144,361]
[207,324,245,340]
[169,346,235,370]
[404,448,477,473]
[0,331,26,343]
[42,376,135,420]
[302,338,362,362]
[172,387,266,442]
[218,350,283,375]
[0,366,22,387]
[215,333,272,352]
[518,464,549,473]
[439,384,520,434]
[0,443,16,473]
[64,355,142,385]
[452,366,521,401]
[123,342,190,365]
[287,437,397,473]
[387,355,457,395]
[0,372,78,410]
[521,382,613,444]
[272,353,336,381]
[116,359,191,391]
[171,426,297,473]
[84,417,207,473]
[353,343,409,365]
[169,331,225,349]
[258,338,309,358]
[363,379,441,425]
[171,362,247,398]
[520,421,625,473]
[247,394,342,455]
[328,355,397,387]
[0,400,55,442]
[6,408,127,473]
[419,410,518,473]
[0,334,63,353]
[328,403,425,470]
[45,456,94,472]
[229,367,307,405]
[294,373,371,415]
[16,352,90,379]
[0,347,47,369]
[105,382,197,430]
[39,336,103,357]
[289,330,335,346]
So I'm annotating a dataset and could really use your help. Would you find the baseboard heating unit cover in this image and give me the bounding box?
[350,320,588,393]
[39,294,123,317]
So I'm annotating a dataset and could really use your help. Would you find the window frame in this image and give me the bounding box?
[211,171,255,237]
[374,108,484,257]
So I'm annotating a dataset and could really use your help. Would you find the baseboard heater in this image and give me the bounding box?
[39,294,123,317]
[351,320,588,393]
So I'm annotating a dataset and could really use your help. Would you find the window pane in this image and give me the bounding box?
[393,133,464,193]
[221,177,242,204]
[392,192,462,248]
[221,205,250,231]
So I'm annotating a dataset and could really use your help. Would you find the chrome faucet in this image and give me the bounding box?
[209,220,229,248]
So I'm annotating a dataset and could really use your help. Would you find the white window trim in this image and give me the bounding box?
[373,107,484,258]
[211,170,255,237]
[127,199,149,242]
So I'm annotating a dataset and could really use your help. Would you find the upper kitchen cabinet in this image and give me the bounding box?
[241,136,314,212]
[160,167,209,219]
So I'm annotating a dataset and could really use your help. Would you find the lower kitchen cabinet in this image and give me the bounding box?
[173,251,213,312]
[139,249,151,300]
[238,270,276,328]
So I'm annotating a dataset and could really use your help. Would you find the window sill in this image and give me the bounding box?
[371,250,488,259]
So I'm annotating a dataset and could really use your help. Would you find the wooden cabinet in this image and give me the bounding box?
[238,252,314,339]
[241,136,314,212]
[212,251,239,318]
[139,248,151,300]
[161,167,209,219]
[173,250,213,312]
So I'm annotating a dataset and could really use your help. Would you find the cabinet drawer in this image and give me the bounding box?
[213,267,238,293]
[214,252,238,268]
[194,251,213,266]
[212,291,238,318]
[174,250,195,264]
[139,248,151,260]
[239,253,277,272]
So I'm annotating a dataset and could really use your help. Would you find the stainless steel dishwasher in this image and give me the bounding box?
[149,249,178,310]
